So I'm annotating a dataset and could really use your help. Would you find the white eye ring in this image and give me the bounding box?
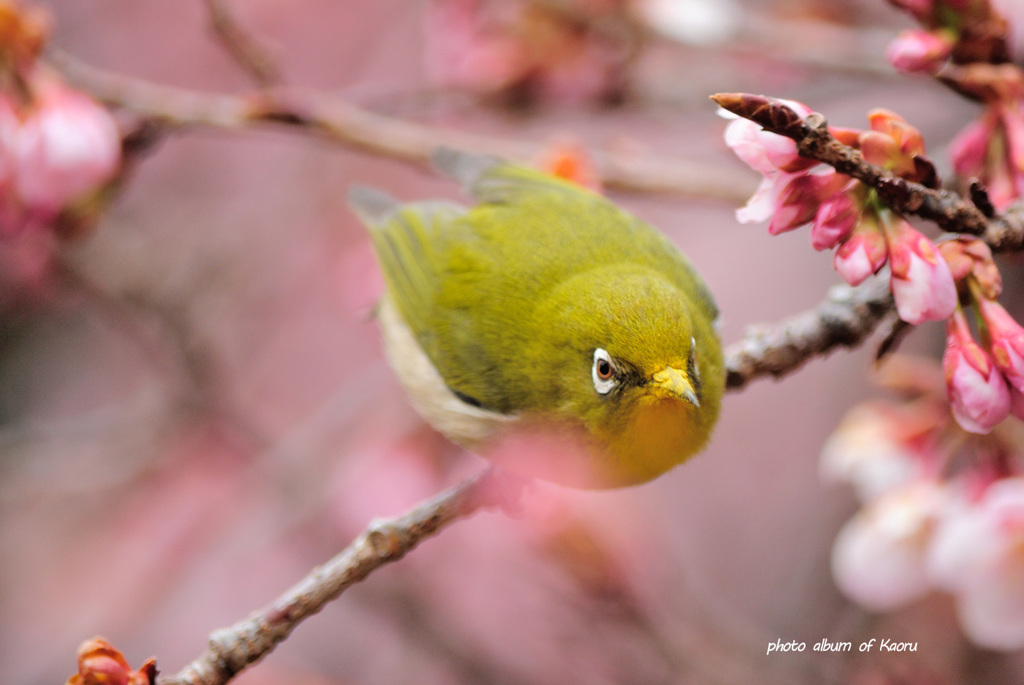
[689,336,699,381]
[592,348,617,395]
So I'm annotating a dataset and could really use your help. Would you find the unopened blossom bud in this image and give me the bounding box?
[536,140,602,193]
[15,84,120,218]
[868,109,926,158]
[977,298,1024,393]
[944,308,1011,434]
[886,29,954,73]
[886,219,957,324]
[834,219,888,286]
[67,637,156,685]
[859,130,901,170]
[938,236,1001,297]
[0,1,50,68]
[811,191,860,250]
[860,111,927,179]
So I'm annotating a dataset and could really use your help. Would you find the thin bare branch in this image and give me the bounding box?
[159,468,526,685]
[711,92,1024,252]
[48,51,750,202]
[203,0,282,87]
[723,279,895,389]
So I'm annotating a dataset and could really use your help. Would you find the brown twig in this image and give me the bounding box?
[710,92,1024,252]
[159,468,526,685]
[723,279,895,389]
[47,51,750,202]
[203,0,282,87]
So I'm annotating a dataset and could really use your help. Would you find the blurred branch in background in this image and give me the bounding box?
[48,50,750,202]
[201,0,283,88]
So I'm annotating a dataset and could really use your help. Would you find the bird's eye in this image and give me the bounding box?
[592,348,617,395]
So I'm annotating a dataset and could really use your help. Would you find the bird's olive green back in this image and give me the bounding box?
[361,160,718,415]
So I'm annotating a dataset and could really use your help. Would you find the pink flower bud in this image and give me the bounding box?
[811,191,859,250]
[977,298,1024,393]
[944,309,1011,434]
[15,85,120,218]
[886,29,953,74]
[833,219,888,286]
[886,219,957,324]
[869,109,925,154]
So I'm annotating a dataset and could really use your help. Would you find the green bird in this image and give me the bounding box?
[348,149,723,488]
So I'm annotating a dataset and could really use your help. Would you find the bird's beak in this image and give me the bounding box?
[651,366,700,407]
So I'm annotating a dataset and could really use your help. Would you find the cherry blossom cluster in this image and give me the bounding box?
[938,237,1024,434]
[724,104,957,326]
[886,0,1024,209]
[721,8,1024,643]
[821,358,1024,650]
[885,0,1009,75]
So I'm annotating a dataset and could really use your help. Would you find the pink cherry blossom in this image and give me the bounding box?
[820,402,930,502]
[833,219,888,286]
[951,104,1024,211]
[810,191,860,251]
[14,83,121,218]
[886,29,953,74]
[943,309,1011,434]
[977,297,1024,393]
[950,112,995,181]
[832,481,948,611]
[928,477,1024,650]
[885,219,957,324]
[734,171,791,224]
[766,170,847,235]
[723,116,812,174]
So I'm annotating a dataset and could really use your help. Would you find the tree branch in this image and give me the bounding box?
[722,279,895,390]
[47,51,750,202]
[202,0,283,87]
[710,92,1024,252]
[159,468,526,685]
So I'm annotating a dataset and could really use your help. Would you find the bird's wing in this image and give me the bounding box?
[348,185,466,343]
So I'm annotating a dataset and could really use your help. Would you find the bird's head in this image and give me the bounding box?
[519,265,723,487]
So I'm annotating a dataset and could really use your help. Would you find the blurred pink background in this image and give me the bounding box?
[2,1,1022,684]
